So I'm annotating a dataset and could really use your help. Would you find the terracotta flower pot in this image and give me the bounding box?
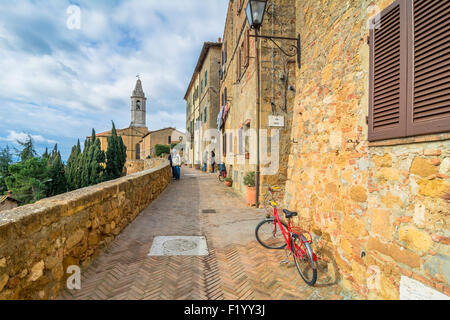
[225,181,232,187]
[246,186,257,206]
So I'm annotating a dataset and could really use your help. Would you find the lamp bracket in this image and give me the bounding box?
[250,33,301,69]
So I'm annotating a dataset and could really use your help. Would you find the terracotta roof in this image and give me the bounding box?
[142,127,177,138]
[0,195,20,204]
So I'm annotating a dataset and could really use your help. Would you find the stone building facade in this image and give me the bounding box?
[185,42,222,169]
[139,127,186,159]
[218,0,296,199]
[283,0,450,299]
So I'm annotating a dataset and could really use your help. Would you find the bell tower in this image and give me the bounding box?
[130,76,147,128]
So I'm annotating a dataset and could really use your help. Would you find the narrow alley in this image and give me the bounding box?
[59,167,344,300]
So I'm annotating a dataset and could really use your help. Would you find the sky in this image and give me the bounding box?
[0,0,228,161]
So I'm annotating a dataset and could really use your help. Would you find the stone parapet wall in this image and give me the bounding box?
[0,160,171,300]
[125,158,167,175]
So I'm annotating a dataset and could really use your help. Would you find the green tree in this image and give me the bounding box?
[5,157,49,204]
[0,145,13,194]
[16,134,37,162]
[66,140,81,191]
[47,148,67,197]
[155,144,170,157]
[105,122,127,180]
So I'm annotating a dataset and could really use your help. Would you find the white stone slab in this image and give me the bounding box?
[400,276,449,300]
[148,236,209,256]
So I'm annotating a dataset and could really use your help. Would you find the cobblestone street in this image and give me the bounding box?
[59,167,344,300]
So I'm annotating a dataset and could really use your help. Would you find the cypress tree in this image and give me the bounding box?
[47,151,67,196]
[66,140,81,191]
[105,122,127,180]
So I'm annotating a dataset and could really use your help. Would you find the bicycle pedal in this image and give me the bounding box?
[280,259,289,265]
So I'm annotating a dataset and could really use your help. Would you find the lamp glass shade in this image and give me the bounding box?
[246,0,267,29]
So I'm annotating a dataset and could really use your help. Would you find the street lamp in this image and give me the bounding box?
[245,0,267,30]
[245,0,301,208]
[37,179,52,201]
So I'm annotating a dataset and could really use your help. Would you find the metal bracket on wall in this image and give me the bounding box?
[250,33,301,69]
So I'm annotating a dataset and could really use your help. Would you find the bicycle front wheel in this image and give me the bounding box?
[255,219,288,250]
[291,233,317,286]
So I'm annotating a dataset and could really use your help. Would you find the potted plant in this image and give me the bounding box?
[224,177,233,187]
[244,171,257,206]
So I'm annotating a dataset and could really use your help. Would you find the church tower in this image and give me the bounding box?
[130,77,147,128]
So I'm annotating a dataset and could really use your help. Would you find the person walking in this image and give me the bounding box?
[172,151,182,180]
[203,150,208,172]
[210,150,216,173]
[168,150,175,179]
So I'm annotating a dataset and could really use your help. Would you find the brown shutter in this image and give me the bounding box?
[408,0,450,136]
[369,0,408,141]
[223,133,227,156]
[237,46,242,80]
[244,29,250,67]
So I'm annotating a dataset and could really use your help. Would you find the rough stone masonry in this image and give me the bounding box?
[0,161,171,300]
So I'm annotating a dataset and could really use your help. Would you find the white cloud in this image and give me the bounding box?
[0,130,57,145]
[0,0,228,159]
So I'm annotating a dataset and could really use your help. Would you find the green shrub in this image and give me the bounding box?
[225,177,233,183]
[243,171,256,187]
[155,144,170,157]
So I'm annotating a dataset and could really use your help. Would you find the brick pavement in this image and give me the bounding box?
[59,167,344,300]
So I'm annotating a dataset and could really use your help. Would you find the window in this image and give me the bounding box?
[168,136,172,144]
[238,128,244,155]
[204,107,207,123]
[237,45,242,80]
[205,70,208,87]
[223,133,227,156]
[229,131,233,153]
[368,0,450,141]
[201,80,203,94]
[222,88,228,106]
[136,144,141,160]
[244,29,250,67]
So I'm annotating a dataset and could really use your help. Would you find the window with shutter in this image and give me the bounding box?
[408,0,450,136]
[369,0,450,141]
[244,29,250,67]
[237,47,242,80]
[223,133,227,156]
[239,128,244,155]
[369,0,408,141]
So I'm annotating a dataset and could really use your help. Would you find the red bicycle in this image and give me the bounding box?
[218,164,227,182]
[255,188,318,286]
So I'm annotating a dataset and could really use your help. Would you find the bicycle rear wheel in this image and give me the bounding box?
[291,233,317,286]
[219,173,224,182]
[255,219,288,250]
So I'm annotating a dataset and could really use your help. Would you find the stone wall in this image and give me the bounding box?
[220,0,296,200]
[0,160,171,300]
[284,0,449,299]
[125,158,167,175]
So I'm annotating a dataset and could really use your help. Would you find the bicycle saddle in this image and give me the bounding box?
[283,209,298,219]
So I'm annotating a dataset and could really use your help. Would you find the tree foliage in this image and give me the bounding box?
[155,144,170,157]
[105,122,127,180]
[2,123,127,206]
[0,145,13,194]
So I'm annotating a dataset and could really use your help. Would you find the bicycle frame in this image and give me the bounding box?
[271,206,314,260]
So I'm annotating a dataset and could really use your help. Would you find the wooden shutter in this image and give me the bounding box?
[223,133,227,156]
[237,46,242,80]
[244,29,250,67]
[408,0,450,136]
[369,0,408,141]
